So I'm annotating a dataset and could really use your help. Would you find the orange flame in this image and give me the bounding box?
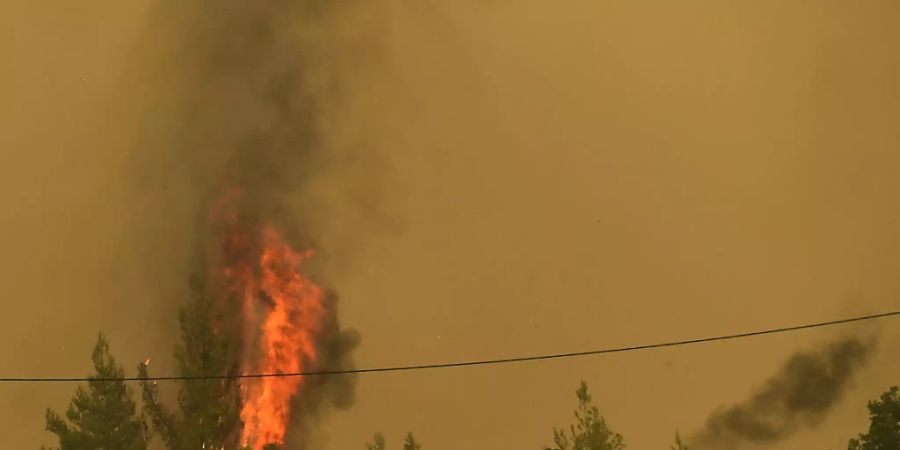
[237,227,326,449]
[210,189,326,449]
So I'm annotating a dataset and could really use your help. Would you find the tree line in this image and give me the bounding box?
[40,281,900,450]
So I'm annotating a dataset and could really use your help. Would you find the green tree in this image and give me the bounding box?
[365,432,421,450]
[139,276,243,450]
[44,333,148,450]
[545,381,625,450]
[670,432,689,450]
[366,433,387,450]
[848,386,900,450]
[403,433,422,450]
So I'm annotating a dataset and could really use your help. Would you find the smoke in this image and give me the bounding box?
[121,0,391,447]
[690,336,875,450]
[127,0,397,267]
[285,291,361,449]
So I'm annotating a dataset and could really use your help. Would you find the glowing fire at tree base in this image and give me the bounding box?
[139,188,338,450]
[232,227,326,450]
[213,189,328,450]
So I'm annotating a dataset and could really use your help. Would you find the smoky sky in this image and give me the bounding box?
[5,2,900,450]
[691,336,875,450]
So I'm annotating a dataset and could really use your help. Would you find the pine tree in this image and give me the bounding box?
[44,333,148,450]
[366,433,386,450]
[402,433,422,450]
[545,381,625,450]
[670,432,689,450]
[364,432,422,450]
[139,276,243,450]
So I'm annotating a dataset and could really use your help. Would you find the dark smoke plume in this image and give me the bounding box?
[130,0,391,255]
[691,336,875,450]
[127,0,385,446]
[285,290,361,449]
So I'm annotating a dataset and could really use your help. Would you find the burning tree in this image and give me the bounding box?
[123,0,365,446]
[138,187,356,450]
[227,226,328,449]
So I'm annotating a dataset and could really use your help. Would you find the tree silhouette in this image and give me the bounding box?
[848,386,900,450]
[44,333,147,450]
[366,433,387,450]
[670,432,689,450]
[139,276,243,450]
[545,381,625,450]
[403,433,422,450]
[365,432,422,450]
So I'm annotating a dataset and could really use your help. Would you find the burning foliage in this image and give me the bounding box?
[139,190,358,450]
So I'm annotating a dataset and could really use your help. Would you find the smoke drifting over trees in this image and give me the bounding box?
[691,337,875,450]
[40,318,888,450]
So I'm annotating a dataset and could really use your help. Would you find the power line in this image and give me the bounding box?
[2,309,897,383]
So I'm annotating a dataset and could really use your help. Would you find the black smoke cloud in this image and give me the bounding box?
[286,290,361,449]
[143,1,339,234]
[691,336,875,450]
[129,0,393,247]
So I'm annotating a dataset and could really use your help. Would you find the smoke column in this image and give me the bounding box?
[126,1,387,448]
[690,336,875,450]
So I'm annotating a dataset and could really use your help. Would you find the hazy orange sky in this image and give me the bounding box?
[2,1,899,449]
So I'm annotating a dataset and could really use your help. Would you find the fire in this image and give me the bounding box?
[212,191,327,450]
[238,228,326,449]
